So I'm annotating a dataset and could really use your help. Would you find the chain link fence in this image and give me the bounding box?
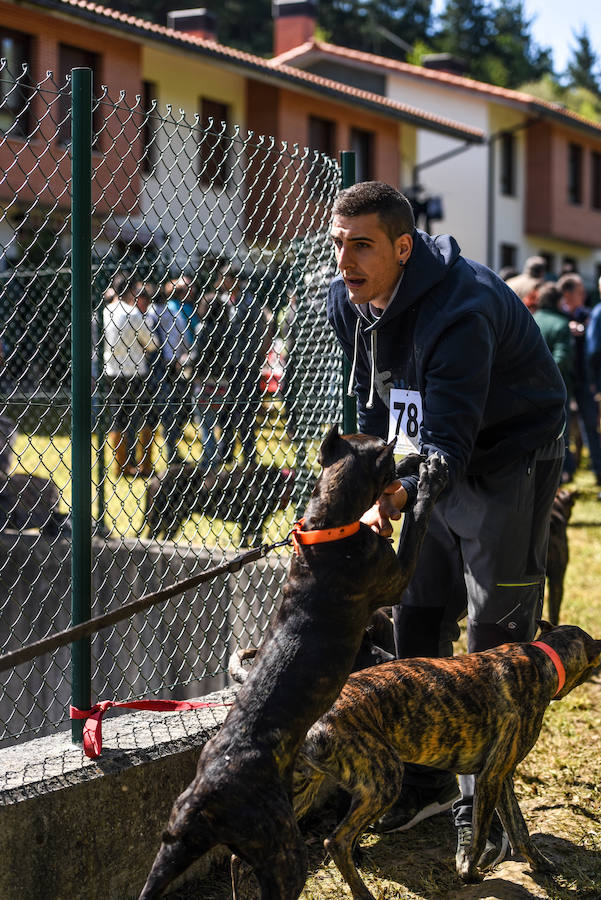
[0,63,344,747]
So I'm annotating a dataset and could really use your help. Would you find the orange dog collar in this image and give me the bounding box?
[291,518,360,555]
[531,641,566,697]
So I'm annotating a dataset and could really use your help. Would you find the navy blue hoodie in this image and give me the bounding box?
[327,230,566,505]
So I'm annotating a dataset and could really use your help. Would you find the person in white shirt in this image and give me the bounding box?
[102,273,158,477]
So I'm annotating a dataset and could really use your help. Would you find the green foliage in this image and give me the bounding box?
[519,75,601,124]
[565,26,601,95]
[433,0,553,88]
[316,0,434,61]
[406,40,435,68]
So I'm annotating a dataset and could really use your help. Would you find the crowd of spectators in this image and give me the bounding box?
[502,258,601,497]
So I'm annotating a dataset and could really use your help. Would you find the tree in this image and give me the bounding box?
[433,0,553,88]
[107,0,434,61]
[107,0,274,56]
[317,0,434,61]
[434,0,492,68]
[565,26,600,95]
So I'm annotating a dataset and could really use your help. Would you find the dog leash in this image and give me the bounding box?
[531,641,566,696]
[0,538,297,675]
[69,521,364,759]
[70,698,236,759]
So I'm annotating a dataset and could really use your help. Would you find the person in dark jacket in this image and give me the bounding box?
[327,181,566,868]
[558,273,601,486]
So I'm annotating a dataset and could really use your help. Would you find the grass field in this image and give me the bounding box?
[11,402,320,548]
[168,459,601,900]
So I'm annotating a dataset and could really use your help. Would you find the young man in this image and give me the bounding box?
[327,181,566,868]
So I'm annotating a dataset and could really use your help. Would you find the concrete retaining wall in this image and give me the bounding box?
[0,689,235,899]
[0,533,292,897]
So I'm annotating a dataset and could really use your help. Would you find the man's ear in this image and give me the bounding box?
[319,424,342,467]
[395,232,413,266]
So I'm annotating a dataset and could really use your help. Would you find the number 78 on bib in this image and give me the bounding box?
[387,388,423,456]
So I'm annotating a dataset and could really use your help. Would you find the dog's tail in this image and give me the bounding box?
[228,646,258,684]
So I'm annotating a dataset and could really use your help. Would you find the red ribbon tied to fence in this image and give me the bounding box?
[70,698,234,759]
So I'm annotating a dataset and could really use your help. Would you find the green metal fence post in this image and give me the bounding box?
[340,151,357,434]
[71,67,93,743]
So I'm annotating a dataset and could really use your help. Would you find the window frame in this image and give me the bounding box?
[567,142,583,205]
[198,97,231,189]
[0,27,32,137]
[499,131,516,197]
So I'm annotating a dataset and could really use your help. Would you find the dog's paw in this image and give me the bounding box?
[395,452,425,478]
[418,452,449,501]
[457,864,483,884]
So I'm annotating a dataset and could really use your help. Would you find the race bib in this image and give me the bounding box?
[388,388,423,455]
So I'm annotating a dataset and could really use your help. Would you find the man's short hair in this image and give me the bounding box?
[523,255,547,278]
[332,181,415,243]
[536,282,561,311]
[557,273,582,294]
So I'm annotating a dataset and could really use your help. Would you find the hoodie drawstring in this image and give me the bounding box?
[347,317,377,410]
[366,330,376,409]
[347,317,360,398]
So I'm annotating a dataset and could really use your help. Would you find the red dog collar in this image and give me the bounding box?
[531,641,566,697]
[291,517,360,555]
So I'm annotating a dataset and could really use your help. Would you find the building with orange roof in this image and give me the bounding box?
[271,7,601,285]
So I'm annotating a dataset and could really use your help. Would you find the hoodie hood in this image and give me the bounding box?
[347,230,461,407]
[355,230,462,331]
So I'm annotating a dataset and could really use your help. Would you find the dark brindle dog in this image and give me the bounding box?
[290,622,601,897]
[138,428,448,899]
[546,488,577,626]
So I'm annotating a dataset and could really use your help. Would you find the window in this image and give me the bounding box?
[0,28,32,136]
[350,127,374,182]
[568,142,583,205]
[499,131,516,196]
[308,115,335,194]
[499,243,517,270]
[141,80,158,176]
[591,151,601,211]
[199,98,230,188]
[309,115,335,158]
[58,44,100,144]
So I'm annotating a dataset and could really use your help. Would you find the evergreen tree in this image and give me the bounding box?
[317,0,433,61]
[483,0,553,88]
[106,0,433,60]
[434,0,492,68]
[565,26,600,95]
[433,0,552,88]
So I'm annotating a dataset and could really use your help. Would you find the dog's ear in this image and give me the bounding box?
[319,424,342,467]
[591,640,601,662]
[395,453,426,478]
[537,620,554,635]
[375,439,396,471]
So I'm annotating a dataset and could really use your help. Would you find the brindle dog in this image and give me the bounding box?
[138,427,448,899]
[291,622,601,897]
